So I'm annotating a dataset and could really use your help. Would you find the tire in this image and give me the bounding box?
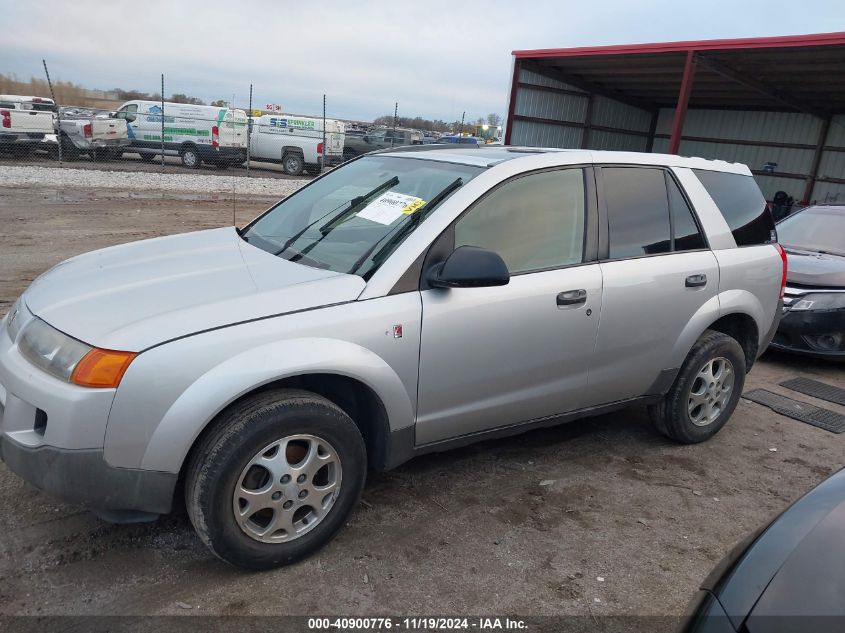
[648,329,746,444]
[185,388,367,570]
[282,152,304,176]
[180,145,202,169]
[90,148,109,162]
[108,148,124,160]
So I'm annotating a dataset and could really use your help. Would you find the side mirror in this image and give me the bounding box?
[363,135,371,143]
[427,246,509,289]
[125,114,136,122]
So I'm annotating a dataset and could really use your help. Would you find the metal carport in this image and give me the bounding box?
[505,32,845,204]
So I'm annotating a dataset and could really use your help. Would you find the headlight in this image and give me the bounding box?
[4,298,23,342]
[18,318,93,382]
[17,318,137,387]
[790,293,845,311]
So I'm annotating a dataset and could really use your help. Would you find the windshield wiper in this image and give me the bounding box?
[263,177,400,258]
[318,176,399,235]
[347,177,464,275]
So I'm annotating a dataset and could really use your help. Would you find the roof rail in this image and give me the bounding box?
[373,143,479,155]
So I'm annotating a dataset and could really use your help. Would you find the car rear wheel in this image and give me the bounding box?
[180,146,202,169]
[649,330,746,443]
[282,152,304,176]
[185,388,366,570]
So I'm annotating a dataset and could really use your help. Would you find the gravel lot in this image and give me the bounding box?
[0,184,843,627]
[0,164,307,196]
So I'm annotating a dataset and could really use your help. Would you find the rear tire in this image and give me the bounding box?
[282,152,304,176]
[649,330,746,443]
[180,145,202,169]
[185,388,367,570]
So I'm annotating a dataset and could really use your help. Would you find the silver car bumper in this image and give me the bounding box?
[0,306,176,520]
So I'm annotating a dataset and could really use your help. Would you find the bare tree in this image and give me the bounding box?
[486,113,502,127]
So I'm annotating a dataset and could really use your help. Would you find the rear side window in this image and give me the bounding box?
[603,167,671,259]
[667,174,706,251]
[693,170,774,246]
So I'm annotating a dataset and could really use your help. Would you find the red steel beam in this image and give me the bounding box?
[668,51,697,155]
[512,31,845,59]
[504,58,521,145]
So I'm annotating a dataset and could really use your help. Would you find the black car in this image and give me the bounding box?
[683,468,845,632]
[771,204,845,359]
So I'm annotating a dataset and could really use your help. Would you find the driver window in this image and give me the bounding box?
[454,169,586,274]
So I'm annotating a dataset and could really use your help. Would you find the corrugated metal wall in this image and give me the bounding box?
[509,68,845,203]
[817,114,845,204]
[511,68,651,151]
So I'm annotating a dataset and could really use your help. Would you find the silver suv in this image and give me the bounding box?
[0,147,785,569]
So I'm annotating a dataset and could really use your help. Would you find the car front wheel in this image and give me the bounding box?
[185,389,366,570]
[649,330,746,443]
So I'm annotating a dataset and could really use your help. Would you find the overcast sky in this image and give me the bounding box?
[3,0,844,122]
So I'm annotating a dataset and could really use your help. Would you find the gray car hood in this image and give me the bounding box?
[785,247,845,288]
[24,227,365,351]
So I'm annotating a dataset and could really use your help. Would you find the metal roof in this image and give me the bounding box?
[512,32,845,115]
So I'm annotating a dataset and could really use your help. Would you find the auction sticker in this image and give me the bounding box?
[358,192,426,225]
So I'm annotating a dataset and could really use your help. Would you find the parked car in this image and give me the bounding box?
[249,114,345,175]
[54,106,130,161]
[113,100,248,168]
[0,147,784,570]
[770,204,845,360]
[342,127,422,159]
[0,95,56,155]
[437,134,482,145]
[682,467,845,632]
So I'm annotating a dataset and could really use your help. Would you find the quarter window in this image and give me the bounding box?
[693,170,774,246]
[454,169,586,274]
[603,167,671,259]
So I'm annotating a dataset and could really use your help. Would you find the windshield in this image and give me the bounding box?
[242,155,484,278]
[777,207,845,257]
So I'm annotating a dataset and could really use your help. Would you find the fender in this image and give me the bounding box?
[137,337,414,473]
[670,293,723,368]
[716,288,768,347]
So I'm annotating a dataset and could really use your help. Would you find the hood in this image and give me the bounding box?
[785,247,845,288]
[24,227,365,351]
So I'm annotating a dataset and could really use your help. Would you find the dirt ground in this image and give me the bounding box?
[0,186,843,623]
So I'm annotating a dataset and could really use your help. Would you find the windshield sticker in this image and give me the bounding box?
[357,192,426,226]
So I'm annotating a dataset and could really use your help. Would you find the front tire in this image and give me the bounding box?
[649,330,746,443]
[185,389,367,570]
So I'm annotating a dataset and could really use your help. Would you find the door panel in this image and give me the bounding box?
[415,265,602,445]
[588,251,719,404]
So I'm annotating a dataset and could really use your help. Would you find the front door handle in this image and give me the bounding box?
[557,289,587,306]
[686,274,707,288]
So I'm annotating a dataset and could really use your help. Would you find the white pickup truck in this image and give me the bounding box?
[249,114,346,175]
[56,107,130,160]
[0,95,56,155]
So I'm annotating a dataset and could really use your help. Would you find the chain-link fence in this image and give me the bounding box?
[1,67,501,181]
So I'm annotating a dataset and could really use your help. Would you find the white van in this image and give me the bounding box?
[114,100,248,168]
[249,114,346,175]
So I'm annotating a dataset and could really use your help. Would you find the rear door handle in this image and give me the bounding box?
[686,274,707,288]
[557,289,587,306]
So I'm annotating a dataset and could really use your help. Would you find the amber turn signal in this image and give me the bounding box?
[70,348,137,388]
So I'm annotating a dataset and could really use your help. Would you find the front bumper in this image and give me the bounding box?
[770,307,845,360]
[0,436,176,519]
[0,305,176,520]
